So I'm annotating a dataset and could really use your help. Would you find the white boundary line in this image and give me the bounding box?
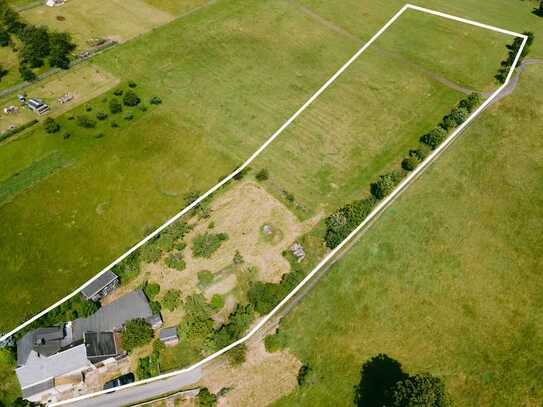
[7,3,525,405]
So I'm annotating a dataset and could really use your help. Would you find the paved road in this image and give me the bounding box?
[60,368,201,407]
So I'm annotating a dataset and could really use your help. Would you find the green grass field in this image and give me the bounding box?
[0,0,510,335]
[272,49,543,407]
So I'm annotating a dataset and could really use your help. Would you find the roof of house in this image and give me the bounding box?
[81,270,119,299]
[17,326,72,366]
[159,327,178,341]
[21,378,54,399]
[15,343,91,390]
[84,331,118,363]
[72,290,152,341]
[147,314,163,326]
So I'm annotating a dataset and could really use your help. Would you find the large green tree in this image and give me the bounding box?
[391,373,450,407]
[121,319,154,352]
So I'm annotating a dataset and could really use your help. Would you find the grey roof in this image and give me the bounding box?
[159,327,178,341]
[147,314,162,326]
[81,270,119,298]
[17,332,34,367]
[72,290,152,341]
[84,332,118,363]
[17,326,68,366]
[21,378,54,399]
[15,344,91,389]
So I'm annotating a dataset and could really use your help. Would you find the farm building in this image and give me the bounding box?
[27,99,49,116]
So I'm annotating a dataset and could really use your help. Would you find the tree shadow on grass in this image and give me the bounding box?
[354,353,408,407]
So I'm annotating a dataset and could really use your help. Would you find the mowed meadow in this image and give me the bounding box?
[0,0,512,334]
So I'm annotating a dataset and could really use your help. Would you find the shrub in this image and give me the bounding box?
[121,319,153,352]
[165,253,186,271]
[123,90,141,106]
[197,270,214,286]
[139,104,147,112]
[128,80,137,88]
[209,294,224,310]
[401,156,419,171]
[111,121,119,128]
[96,111,108,120]
[43,117,60,134]
[76,115,96,129]
[109,98,122,114]
[297,364,310,385]
[0,30,9,47]
[179,294,214,342]
[85,105,92,112]
[95,133,104,139]
[113,89,123,96]
[255,168,269,181]
[124,112,134,121]
[161,289,181,312]
[141,242,161,263]
[370,171,404,200]
[420,127,447,149]
[149,300,161,315]
[324,197,376,248]
[142,281,161,300]
[227,344,247,366]
[192,232,228,258]
[264,328,287,352]
[197,388,217,407]
[149,96,162,105]
[233,250,244,265]
[113,252,140,283]
[63,132,71,139]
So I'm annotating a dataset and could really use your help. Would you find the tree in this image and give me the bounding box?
[19,64,36,81]
[459,93,481,113]
[420,127,447,149]
[121,319,154,352]
[142,281,161,300]
[442,107,468,129]
[391,373,450,407]
[109,97,122,114]
[49,32,75,69]
[401,156,419,171]
[354,354,408,407]
[123,90,141,106]
[227,343,247,366]
[370,171,403,200]
[535,1,543,17]
[197,388,217,407]
[161,289,181,312]
[43,117,60,134]
[76,115,96,129]
[0,29,9,47]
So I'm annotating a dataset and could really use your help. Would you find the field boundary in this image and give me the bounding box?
[1,3,526,405]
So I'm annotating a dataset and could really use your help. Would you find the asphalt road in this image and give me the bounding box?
[61,368,202,407]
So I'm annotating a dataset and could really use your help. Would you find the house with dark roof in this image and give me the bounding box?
[80,270,119,302]
[15,289,158,404]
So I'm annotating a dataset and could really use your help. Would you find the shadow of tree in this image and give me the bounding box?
[354,353,408,407]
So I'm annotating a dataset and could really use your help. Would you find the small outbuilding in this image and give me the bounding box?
[146,314,163,330]
[159,327,179,347]
[81,270,119,302]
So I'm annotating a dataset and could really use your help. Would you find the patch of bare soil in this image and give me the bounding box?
[201,340,301,406]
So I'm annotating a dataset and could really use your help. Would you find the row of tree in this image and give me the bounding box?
[0,0,76,82]
[496,31,534,83]
[324,93,482,249]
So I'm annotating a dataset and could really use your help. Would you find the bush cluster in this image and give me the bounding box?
[192,232,228,258]
[43,117,60,134]
[324,197,376,249]
[161,289,181,312]
[247,267,304,314]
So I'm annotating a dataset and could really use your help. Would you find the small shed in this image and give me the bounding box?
[159,327,178,347]
[81,270,119,302]
[146,314,163,330]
